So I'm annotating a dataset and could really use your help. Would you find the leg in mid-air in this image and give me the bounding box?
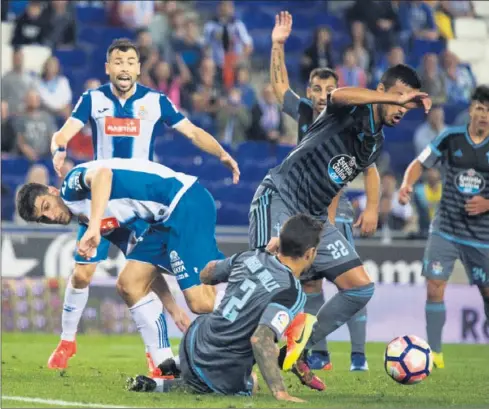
[301,279,332,371]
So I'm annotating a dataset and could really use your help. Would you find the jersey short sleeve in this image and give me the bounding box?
[282,89,301,119]
[207,254,240,284]
[258,281,305,340]
[159,94,185,128]
[60,167,90,202]
[417,129,451,168]
[71,91,91,125]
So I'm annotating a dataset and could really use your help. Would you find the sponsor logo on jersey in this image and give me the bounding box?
[100,217,120,236]
[169,250,186,274]
[431,261,443,276]
[271,311,290,334]
[328,154,357,185]
[454,168,486,195]
[104,117,141,137]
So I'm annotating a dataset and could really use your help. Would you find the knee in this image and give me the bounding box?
[302,280,323,294]
[426,280,446,302]
[116,275,145,302]
[72,263,96,288]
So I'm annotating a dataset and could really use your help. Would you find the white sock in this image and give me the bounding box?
[213,289,226,311]
[174,355,180,369]
[61,277,89,342]
[129,293,173,366]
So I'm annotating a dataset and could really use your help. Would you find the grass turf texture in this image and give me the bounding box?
[2,333,488,408]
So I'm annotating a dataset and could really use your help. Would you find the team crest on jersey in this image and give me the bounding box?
[328,154,357,185]
[454,168,486,195]
[138,105,147,119]
[105,117,140,137]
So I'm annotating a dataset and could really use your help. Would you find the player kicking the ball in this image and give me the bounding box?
[399,85,489,369]
[16,158,232,376]
[250,52,431,389]
[47,38,239,371]
[270,11,380,371]
[127,214,322,402]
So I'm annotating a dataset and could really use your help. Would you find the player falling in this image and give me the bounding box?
[270,11,380,371]
[47,38,239,371]
[249,40,432,389]
[399,85,489,369]
[127,214,323,403]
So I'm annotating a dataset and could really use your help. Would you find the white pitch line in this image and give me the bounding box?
[2,396,131,408]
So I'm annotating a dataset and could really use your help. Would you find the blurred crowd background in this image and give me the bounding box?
[2,0,489,239]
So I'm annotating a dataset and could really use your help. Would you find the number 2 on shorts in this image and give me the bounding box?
[327,240,350,260]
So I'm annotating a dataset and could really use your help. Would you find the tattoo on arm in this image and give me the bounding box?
[199,261,218,285]
[251,325,286,396]
[271,46,286,85]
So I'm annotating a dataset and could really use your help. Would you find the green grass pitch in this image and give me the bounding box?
[2,333,488,408]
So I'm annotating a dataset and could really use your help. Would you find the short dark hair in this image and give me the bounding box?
[279,214,323,258]
[471,85,489,104]
[309,68,338,86]
[106,38,140,62]
[380,64,422,90]
[16,183,49,222]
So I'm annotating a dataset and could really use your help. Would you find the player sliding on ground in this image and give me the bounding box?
[46,38,239,372]
[249,48,432,389]
[127,214,323,403]
[399,85,489,369]
[16,158,230,377]
[270,11,380,371]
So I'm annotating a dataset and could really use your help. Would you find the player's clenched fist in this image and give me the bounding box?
[398,184,413,205]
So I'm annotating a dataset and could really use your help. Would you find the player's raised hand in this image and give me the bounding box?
[77,227,101,259]
[465,196,489,216]
[274,391,307,403]
[272,11,293,44]
[354,208,378,236]
[398,184,413,205]
[220,151,240,184]
[398,91,432,113]
[53,149,67,177]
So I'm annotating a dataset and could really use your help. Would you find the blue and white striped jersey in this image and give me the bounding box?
[71,83,185,160]
[60,158,196,236]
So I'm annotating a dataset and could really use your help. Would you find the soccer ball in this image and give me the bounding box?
[384,335,433,385]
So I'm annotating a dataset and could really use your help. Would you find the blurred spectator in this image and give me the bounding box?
[189,93,216,135]
[69,79,100,160]
[404,0,439,41]
[235,66,256,109]
[419,53,446,104]
[414,167,442,237]
[347,0,400,52]
[151,57,191,109]
[216,88,251,145]
[413,106,446,156]
[185,57,223,115]
[14,89,56,162]
[300,27,335,85]
[148,0,177,60]
[14,164,50,224]
[454,107,470,126]
[43,0,76,49]
[136,29,159,70]
[336,47,367,88]
[171,18,204,77]
[36,56,72,119]
[1,48,36,116]
[1,101,16,154]
[441,50,476,104]
[11,0,50,47]
[440,0,476,18]
[118,0,154,30]
[372,45,405,85]
[169,8,187,41]
[355,171,414,231]
[248,84,286,143]
[203,0,253,89]
[434,1,455,41]
[349,21,374,73]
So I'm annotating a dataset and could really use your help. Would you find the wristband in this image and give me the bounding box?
[54,146,66,154]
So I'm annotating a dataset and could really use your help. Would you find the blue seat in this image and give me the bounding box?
[75,5,107,25]
[78,25,105,45]
[216,202,249,225]
[55,48,88,69]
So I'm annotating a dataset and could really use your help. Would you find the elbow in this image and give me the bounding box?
[199,261,217,284]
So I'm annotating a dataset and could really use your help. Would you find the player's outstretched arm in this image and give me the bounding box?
[355,165,380,236]
[251,325,305,403]
[200,257,234,285]
[270,11,295,105]
[399,159,423,205]
[174,120,240,184]
[77,167,113,259]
